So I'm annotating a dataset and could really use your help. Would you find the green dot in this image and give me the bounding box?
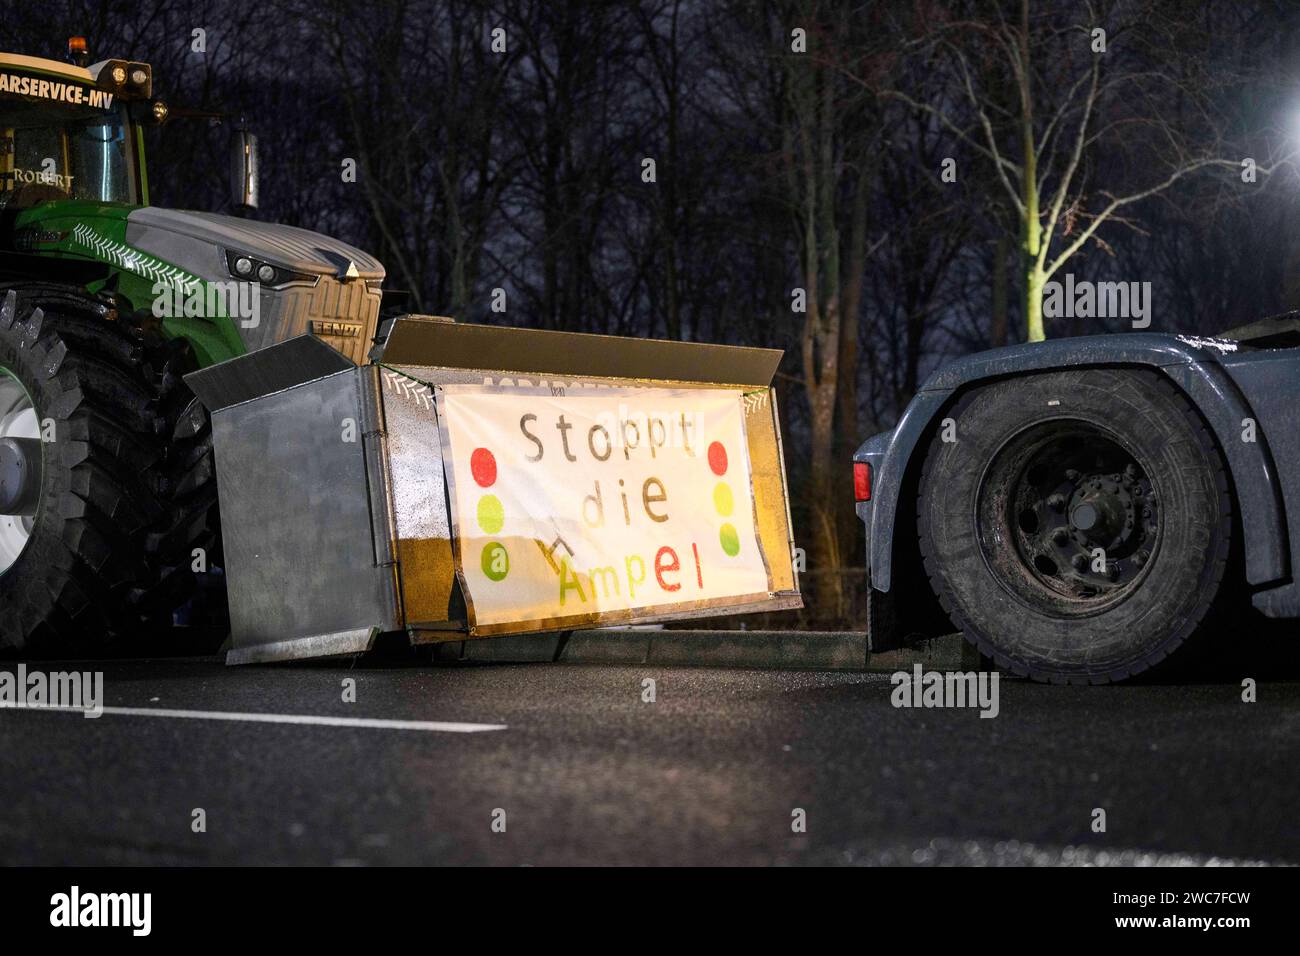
[477,494,504,534]
[713,482,734,516]
[719,523,740,557]
[481,542,510,581]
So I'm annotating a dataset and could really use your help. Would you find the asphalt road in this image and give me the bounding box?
[0,654,1296,865]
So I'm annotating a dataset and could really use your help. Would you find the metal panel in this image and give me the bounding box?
[225,627,379,665]
[748,388,797,593]
[204,324,800,659]
[186,334,354,413]
[376,366,459,626]
[212,368,400,661]
[1217,349,1300,615]
[378,318,783,388]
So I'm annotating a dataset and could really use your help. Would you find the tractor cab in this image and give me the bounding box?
[0,41,153,215]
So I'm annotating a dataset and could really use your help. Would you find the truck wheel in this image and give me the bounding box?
[917,368,1231,684]
[0,285,220,653]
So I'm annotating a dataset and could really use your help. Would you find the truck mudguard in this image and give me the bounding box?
[855,333,1289,595]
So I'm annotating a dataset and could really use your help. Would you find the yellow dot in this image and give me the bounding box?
[478,495,504,533]
[713,482,734,516]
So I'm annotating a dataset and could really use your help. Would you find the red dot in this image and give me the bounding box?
[708,441,728,476]
[471,448,497,487]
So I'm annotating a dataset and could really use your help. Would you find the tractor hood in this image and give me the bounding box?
[124,207,385,282]
[8,201,386,367]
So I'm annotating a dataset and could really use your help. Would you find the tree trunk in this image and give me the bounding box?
[1025,263,1045,343]
[804,299,843,623]
[833,156,870,568]
[1019,0,1045,343]
[809,70,845,624]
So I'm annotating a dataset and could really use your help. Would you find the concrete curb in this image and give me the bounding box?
[429,629,972,672]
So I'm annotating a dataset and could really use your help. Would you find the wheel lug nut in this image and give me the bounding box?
[1065,469,1080,482]
[1071,554,1087,571]
[1048,494,1067,511]
[1134,549,1149,567]
[1052,528,1069,545]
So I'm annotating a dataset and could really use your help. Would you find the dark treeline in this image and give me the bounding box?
[3,0,1298,619]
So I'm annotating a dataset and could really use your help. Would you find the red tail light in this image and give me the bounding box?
[853,462,871,502]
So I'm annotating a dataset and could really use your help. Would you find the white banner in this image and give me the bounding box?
[437,384,771,631]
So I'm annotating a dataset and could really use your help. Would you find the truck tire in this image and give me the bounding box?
[0,284,221,654]
[917,368,1232,684]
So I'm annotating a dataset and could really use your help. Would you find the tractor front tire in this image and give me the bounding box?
[0,284,220,654]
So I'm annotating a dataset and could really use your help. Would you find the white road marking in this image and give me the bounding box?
[1,702,506,733]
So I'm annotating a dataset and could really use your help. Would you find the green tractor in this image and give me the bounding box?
[0,40,384,652]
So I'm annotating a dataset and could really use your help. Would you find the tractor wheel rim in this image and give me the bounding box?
[0,369,40,576]
[976,419,1161,617]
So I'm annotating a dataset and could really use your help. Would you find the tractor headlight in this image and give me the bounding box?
[96,59,150,97]
[97,60,151,97]
[225,250,315,288]
[126,62,152,96]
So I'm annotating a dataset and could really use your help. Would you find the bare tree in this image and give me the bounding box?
[860,0,1291,341]
[780,5,886,619]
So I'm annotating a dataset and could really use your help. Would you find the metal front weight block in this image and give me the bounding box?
[187,318,802,664]
[187,337,405,662]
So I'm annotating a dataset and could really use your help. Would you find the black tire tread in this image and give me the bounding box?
[0,283,221,653]
[916,368,1232,685]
